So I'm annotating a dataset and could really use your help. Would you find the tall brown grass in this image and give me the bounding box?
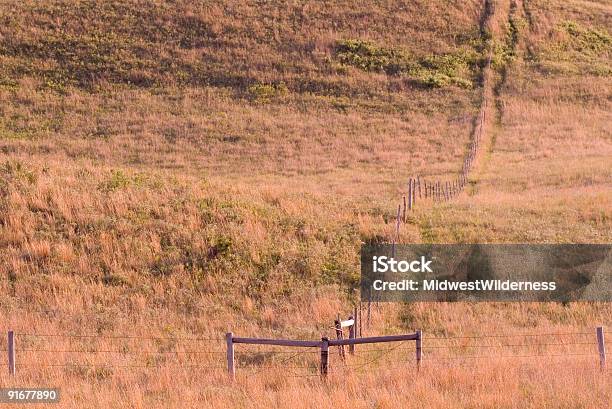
[0,0,611,407]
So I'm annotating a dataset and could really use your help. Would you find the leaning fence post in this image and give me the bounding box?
[320,337,329,378]
[597,326,606,371]
[416,330,422,370]
[8,330,15,376]
[226,332,235,380]
[334,317,345,361]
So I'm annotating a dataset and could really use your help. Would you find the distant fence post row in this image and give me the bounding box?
[398,52,493,223]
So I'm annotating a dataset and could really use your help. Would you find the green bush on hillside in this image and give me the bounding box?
[335,39,477,88]
[536,20,611,76]
[247,82,288,102]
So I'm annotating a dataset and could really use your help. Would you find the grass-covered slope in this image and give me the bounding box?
[0,1,611,407]
[1,0,611,328]
[1,0,487,328]
[0,0,483,92]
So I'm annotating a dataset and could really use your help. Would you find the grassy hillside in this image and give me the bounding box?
[0,0,487,309]
[0,0,611,408]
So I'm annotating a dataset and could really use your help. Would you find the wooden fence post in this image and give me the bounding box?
[416,330,422,370]
[320,337,329,378]
[8,330,15,376]
[367,289,371,330]
[348,314,355,355]
[395,204,401,240]
[226,332,235,380]
[358,302,363,337]
[334,317,345,361]
[407,178,413,210]
[402,196,407,223]
[417,176,422,199]
[597,326,606,371]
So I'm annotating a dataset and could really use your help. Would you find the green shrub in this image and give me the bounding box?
[561,21,611,54]
[335,39,477,88]
[100,169,130,191]
[336,39,410,73]
[1,160,37,184]
[98,169,153,192]
[247,82,288,102]
[537,21,611,76]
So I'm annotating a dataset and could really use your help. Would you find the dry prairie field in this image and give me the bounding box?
[0,0,611,408]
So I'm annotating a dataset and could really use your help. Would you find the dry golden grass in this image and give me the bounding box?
[0,303,610,408]
[0,0,611,407]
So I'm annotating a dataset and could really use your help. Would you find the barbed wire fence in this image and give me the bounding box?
[4,327,606,379]
[392,0,497,234]
[396,49,493,225]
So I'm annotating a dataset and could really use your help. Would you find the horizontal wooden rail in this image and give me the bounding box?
[227,331,421,379]
[232,337,321,348]
[329,333,419,347]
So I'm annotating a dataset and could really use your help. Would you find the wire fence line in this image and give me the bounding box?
[3,327,607,378]
[394,49,493,220]
[15,332,222,342]
[20,349,225,354]
[388,7,496,242]
[423,342,597,349]
[423,331,593,339]
[18,363,226,369]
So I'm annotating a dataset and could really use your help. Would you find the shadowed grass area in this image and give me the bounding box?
[0,0,484,96]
